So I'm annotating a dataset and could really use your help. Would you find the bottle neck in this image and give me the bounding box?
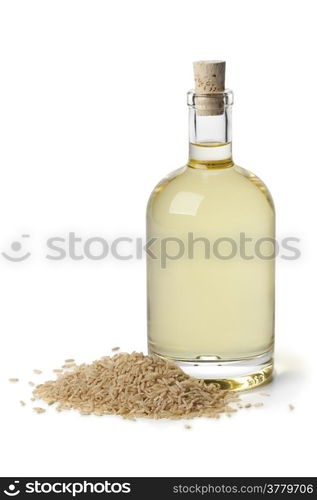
[187,90,233,169]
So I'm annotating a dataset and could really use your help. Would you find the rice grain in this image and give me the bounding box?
[33,407,46,414]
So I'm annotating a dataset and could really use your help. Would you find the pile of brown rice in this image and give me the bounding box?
[33,352,239,419]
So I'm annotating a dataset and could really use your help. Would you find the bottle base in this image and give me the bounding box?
[150,350,274,392]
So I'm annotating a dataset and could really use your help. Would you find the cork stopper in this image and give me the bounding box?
[193,60,226,115]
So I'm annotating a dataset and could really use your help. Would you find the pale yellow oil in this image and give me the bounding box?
[147,145,275,370]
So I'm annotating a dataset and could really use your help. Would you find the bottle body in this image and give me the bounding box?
[147,160,275,389]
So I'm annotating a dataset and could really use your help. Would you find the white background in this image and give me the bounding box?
[0,0,316,478]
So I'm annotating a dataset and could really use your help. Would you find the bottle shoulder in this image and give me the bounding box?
[146,166,186,211]
[148,164,274,213]
[233,164,275,212]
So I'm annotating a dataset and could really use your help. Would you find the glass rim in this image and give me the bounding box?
[187,89,234,107]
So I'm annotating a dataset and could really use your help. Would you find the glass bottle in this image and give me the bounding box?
[146,61,275,390]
